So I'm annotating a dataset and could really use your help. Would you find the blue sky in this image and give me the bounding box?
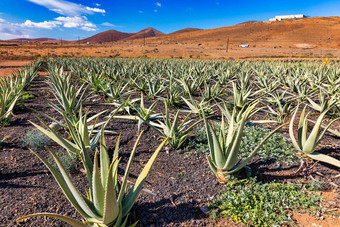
[0,0,339,40]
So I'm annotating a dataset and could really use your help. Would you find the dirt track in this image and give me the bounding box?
[0,60,32,77]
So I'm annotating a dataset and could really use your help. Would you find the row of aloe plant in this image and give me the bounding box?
[17,58,339,226]
[58,58,339,120]
[0,59,42,144]
[0,59,42,124]
[60,58,338,175]
[18,61,168,226]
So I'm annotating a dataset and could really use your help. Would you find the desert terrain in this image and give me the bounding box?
[0,17,340,69]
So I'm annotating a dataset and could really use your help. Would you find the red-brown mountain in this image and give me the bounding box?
[121,27,165,41]
[79,27,164,43]
[80,29,132,43]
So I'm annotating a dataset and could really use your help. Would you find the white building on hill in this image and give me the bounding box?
[269,15,306,21]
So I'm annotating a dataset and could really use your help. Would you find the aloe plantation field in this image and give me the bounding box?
[0,58,339,227]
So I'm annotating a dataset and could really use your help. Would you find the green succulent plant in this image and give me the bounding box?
[202,104,285,183]
[289,105,340,168]
[17,130,167,227]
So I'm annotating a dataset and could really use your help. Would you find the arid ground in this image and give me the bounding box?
[1,17,340,66]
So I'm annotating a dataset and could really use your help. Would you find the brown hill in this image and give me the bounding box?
[8,38,54,42]
[79,27,165,43]
[80,29,132,43]
[121,27,165,41]
[137,17,340,48]
[169,28,202,35]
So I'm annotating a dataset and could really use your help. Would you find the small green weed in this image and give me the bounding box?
[209,177,325,226]
[22,129,50,150]
[22,93,35,101]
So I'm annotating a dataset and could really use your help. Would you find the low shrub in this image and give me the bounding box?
[22,129,50,150]
[209,177,325,226]
[49,150,78,173]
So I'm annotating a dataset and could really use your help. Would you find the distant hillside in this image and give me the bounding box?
[121,27,165,41]
[80,27,164,43]
[6,17,340,49]
[142,17,340,48]
[80,30,132,43]
[169,28,202,35]
[8,38,54,42]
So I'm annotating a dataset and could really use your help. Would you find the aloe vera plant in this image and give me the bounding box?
[105,81,132,101]
[182,95,215,117]
[149,102,202,149]
[17,130,167,226]
[266,92,296,124]
[47,65,86,118]
[289,105,340,168]
[201,81,224,102]
[0,86,21,123]
[203,105,285,182]
[112,94,161,132]
[146,76,166,99]
[306,89,337,113]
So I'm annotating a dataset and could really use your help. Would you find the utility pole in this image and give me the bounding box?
[226,36,229,53]
[144,33,146,46]
[78,36,80,46]
[60,37,63,46]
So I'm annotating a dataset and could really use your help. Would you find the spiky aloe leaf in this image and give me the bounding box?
[117,132,144,205]
[222,115,246,171]
[307,152,340,168]
[289,106,302,151]
[100,128,110,187]
[92,152,105,216]
[17,213,88,227]
[297,106,306,150]
[303,110,328,154]
[102,161,119,225]
[203,113,226,168]
[29,119,79,154]
[30,148,99,219]
[316,118,339,145]
[206,155,218,175]
[122,138,167,216]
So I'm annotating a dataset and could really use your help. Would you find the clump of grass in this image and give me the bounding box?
[49,150,79,173]
[180,124,298,165]
[22,129,50,150]
[209,177,325,226]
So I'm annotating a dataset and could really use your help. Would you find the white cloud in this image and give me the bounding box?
[21,20,61,29]
[55,16,96,31]
[95,3,101,7]
[0,19,30,40]
[155,2,162,7]
[85,7,105,13]
[101,22,116,27]
[0,1,105,39]
[17,16,96,31]
[27,0,106,16]
[138,10,144,13]
[154,9,158,13]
